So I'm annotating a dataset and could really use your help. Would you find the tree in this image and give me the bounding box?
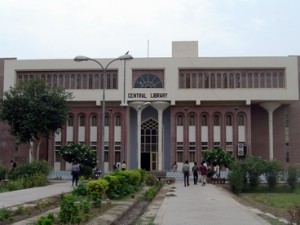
[59,143,97,177]
[59,143,97,167]
[0,78,73,161]
[203,148,234,168]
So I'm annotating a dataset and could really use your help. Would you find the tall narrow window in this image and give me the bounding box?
[186,74,190,88]
[105,113,109,126]
[115,115,121,126]
[214,115,220,126]
[68,115,74,127]
[201,115,208,126]
[79,115,85,126]
[91,115,97,126]
[189,115,195,126]
[177,115,183,126]
[238,115,245,126]
[226,115,232,126]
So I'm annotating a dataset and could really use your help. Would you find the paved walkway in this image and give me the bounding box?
[0,181,73,208]
[152,180,270,225]
[0,179,272,225]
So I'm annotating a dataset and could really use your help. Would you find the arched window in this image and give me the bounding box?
[177,115,183,126]
[214,114,220,126]
[115,115,121,126]
[189,115,195,126]
[201,115,208,126]
[91,115,97,126]
[67,115,73,127]
[134,73,163,88]
[226,115,232,126]
[79,115,85,126]
[238,114,245,126]
[186,73,190,88]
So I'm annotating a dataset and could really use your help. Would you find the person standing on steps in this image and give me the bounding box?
[182,160,190,187]
[192,162,199,185]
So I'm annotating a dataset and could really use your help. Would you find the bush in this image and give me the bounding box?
[0,164,8,181]
[287,165,300,191]
[10,161,50,180]
[263,160,283,190]
[59,195,79,224]
[35,213,55,225]
[0,207,12,221]
[86,178,109,207]
[73,178,89,196]
[243,157,265,191]
[104,170,143,199]
[144,173,159,186]
[144,187,158,201]
[228,161,245,195]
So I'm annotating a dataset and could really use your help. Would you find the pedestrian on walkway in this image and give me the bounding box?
[121,161,127,171]
[182,160,190,187]
[192,162,199,185]
[71,162,80,186]
[199,161,207,186]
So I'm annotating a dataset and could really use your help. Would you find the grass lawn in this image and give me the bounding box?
[222,184,300,224]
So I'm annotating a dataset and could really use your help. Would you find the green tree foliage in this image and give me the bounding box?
[203,148,234,168]
[59,143,97,168]
[0,78,72,158]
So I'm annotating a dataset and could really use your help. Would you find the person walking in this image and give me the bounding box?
[182,160,190,187]
[71,162,80,186]
[121,161,127,171]
[199,161,208,186]
[192,162,199,185]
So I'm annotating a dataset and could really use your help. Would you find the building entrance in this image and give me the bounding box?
[141,118,158,171]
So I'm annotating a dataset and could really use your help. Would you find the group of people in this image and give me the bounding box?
[181,160,229,187]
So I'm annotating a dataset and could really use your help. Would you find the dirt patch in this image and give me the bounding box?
[112,200,149,225]
[0,196,61,225]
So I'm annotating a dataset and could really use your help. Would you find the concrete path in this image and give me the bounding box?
[153,180,270,225]
[0,179,273,225]
[0,181,73,208]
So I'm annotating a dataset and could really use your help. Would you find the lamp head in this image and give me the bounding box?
[74,56,90,62]
[119,54,133,61]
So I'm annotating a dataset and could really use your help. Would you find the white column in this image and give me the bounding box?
[260,102,281,160]
[152,101,170,171]
[129,101,151,169]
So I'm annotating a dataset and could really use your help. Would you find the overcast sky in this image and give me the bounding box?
[1,0,300,59]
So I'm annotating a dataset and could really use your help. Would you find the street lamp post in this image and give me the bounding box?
[74,53,133,175]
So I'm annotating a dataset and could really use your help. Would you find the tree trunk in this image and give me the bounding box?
[29,141,34,163]
[36,138,41,161]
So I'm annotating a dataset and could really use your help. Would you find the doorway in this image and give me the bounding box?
[140,118,158,171]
